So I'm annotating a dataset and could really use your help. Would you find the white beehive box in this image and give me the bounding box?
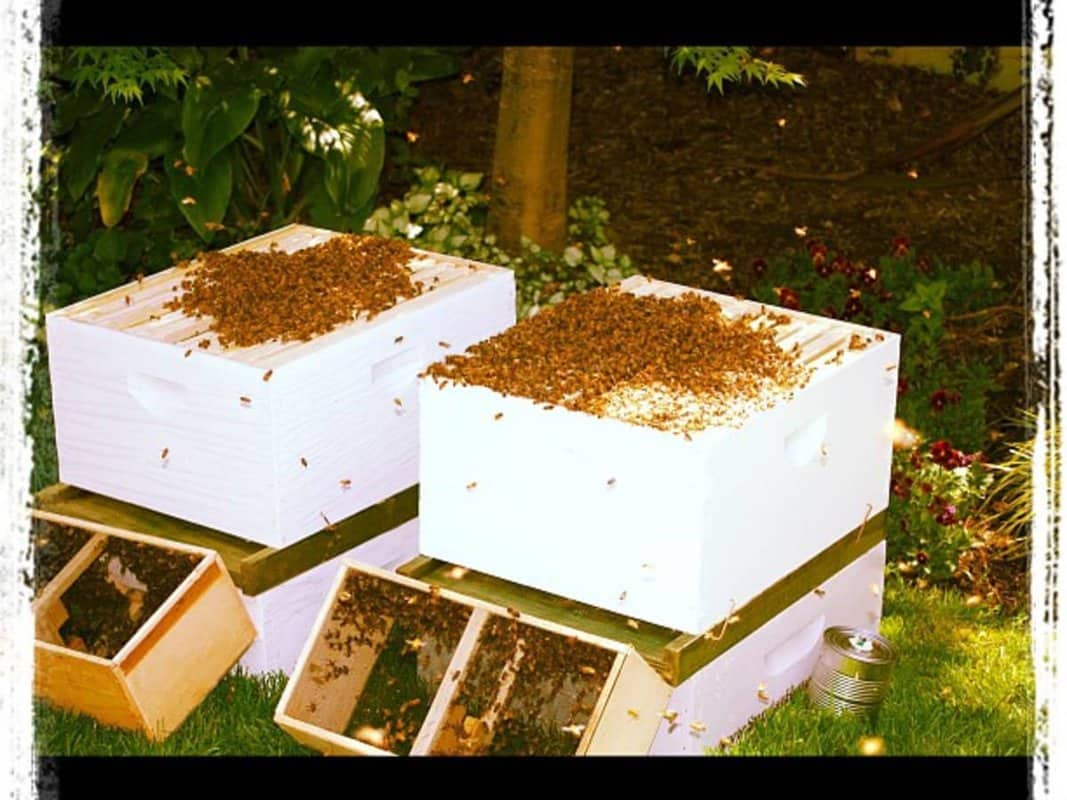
[419,276,900,634]
[47,224,515,547]
[650,541,886,754]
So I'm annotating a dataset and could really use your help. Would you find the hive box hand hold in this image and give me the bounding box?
[32,510,255,740]
[274,562,670,756]
[418,276,900,634]
[46,224,515,547]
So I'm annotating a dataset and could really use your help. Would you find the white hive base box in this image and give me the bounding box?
[650,541,886,754]
[47,224,516,547]
[419,275,900,633]
[239,519,419,676]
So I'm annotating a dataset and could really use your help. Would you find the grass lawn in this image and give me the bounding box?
[34,580,1034,756]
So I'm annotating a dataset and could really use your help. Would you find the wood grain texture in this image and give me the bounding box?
[35,644,145,731]
[583,651,672,755]
[118,556,256,740]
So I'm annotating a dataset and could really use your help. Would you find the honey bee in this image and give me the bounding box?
[160,447,169,460]
[451,670,461,682]
[493,412,503,421]
[438,341,451,349]
[689,721,707,733]
[136,273,144,286]
[884,364,897,372]
[184,349,192,358]
[198,339,211,349]
[338,591,352,603]
[875,333,885,341]
[466,481,477,490]
[813,588,826,597]
[394,335,404,344]
[659,709,679,722]
[618,590,627,602]
[239,396,252,406]
[626,618,639,630]
[561,724,586,738]
[124,295,131,306]
[394,397,403,407]
[578,665,597,676]
[339,478,352,489]
[757,685,770,703]
[320,512,333,529]
[627,709,640,719]
[607,477,617,487]
[262,369,274,382]
[306,702,317,713]
[300,457,308,468]
[506,607,521,618]
[683,431,693,441]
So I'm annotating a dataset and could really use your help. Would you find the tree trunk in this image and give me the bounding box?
[488,47,574,253]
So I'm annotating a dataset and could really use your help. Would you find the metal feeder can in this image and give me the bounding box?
[808,626,897,717]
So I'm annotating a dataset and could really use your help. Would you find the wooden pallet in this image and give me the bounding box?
[35,483,418,597]
[33,510,256,740]
[399,510,886,686]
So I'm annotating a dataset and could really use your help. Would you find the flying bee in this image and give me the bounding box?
[607,477,617,487]
[659,709,679,723]
[813,587,826,597]
[466,481,477,490]
[627,709,640,719]
[160,447,169,460]
[493,412,503,421]
[394,335,404,344]
[438,341,450,349]
[394,397,403,407]
[339,478,352,489]
[689,721,707,733]
[300,457,308,468]
[184,349,192,358]
[124,295,131,306]
[262,369,273,382]
[626,618,639,630]
[240,396,251,406]
[618,590,627,602]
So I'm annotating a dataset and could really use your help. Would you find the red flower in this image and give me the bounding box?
[752,257,768,277]
[777,287,801,310]
[929,439,955,466]
[915,550,929,564]
[815,260,833,278]
[842,296,864,319]
[916,255,932,275]
[920,482,933,495]
[861,266,880,287]
[891,473,913,500]
[910,449,925,470]
[891,235,910,257]
[936,504,958,525]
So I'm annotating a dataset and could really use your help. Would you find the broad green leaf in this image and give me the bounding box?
[166,143,232,242]
[96,148,148,227]
[406,192,432,214]
[181,80,260,170]
[113,100,178,157]
[51,85,104,136]
[91,228,128,263]
[458,172,483,191]
[61,104,125,201]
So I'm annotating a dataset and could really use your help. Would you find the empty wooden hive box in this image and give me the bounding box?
[274,562,671,755]
[36,483,420,676]
[46,223,515,547]
[32,509,255,740]
[418,276,900,633]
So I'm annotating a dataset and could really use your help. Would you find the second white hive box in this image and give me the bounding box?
[47,224,515,547]
[418,276,900,634]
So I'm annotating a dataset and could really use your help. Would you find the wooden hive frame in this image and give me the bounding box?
[274,562,671,756]
[33,509,256,740]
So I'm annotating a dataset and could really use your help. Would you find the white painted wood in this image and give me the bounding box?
[649,541,886,754]
[418,276,900,633]
[237,518,419,676]
[46,225,516,546]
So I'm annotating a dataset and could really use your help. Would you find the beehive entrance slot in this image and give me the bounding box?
[784,413,828,467]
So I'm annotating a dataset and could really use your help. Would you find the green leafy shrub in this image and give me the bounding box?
[748,237,1004,452]
[364,169,637,317]
[40,47,461,307]
[669,47,806,93]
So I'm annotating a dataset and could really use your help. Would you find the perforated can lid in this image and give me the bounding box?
[823,626,897,665]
